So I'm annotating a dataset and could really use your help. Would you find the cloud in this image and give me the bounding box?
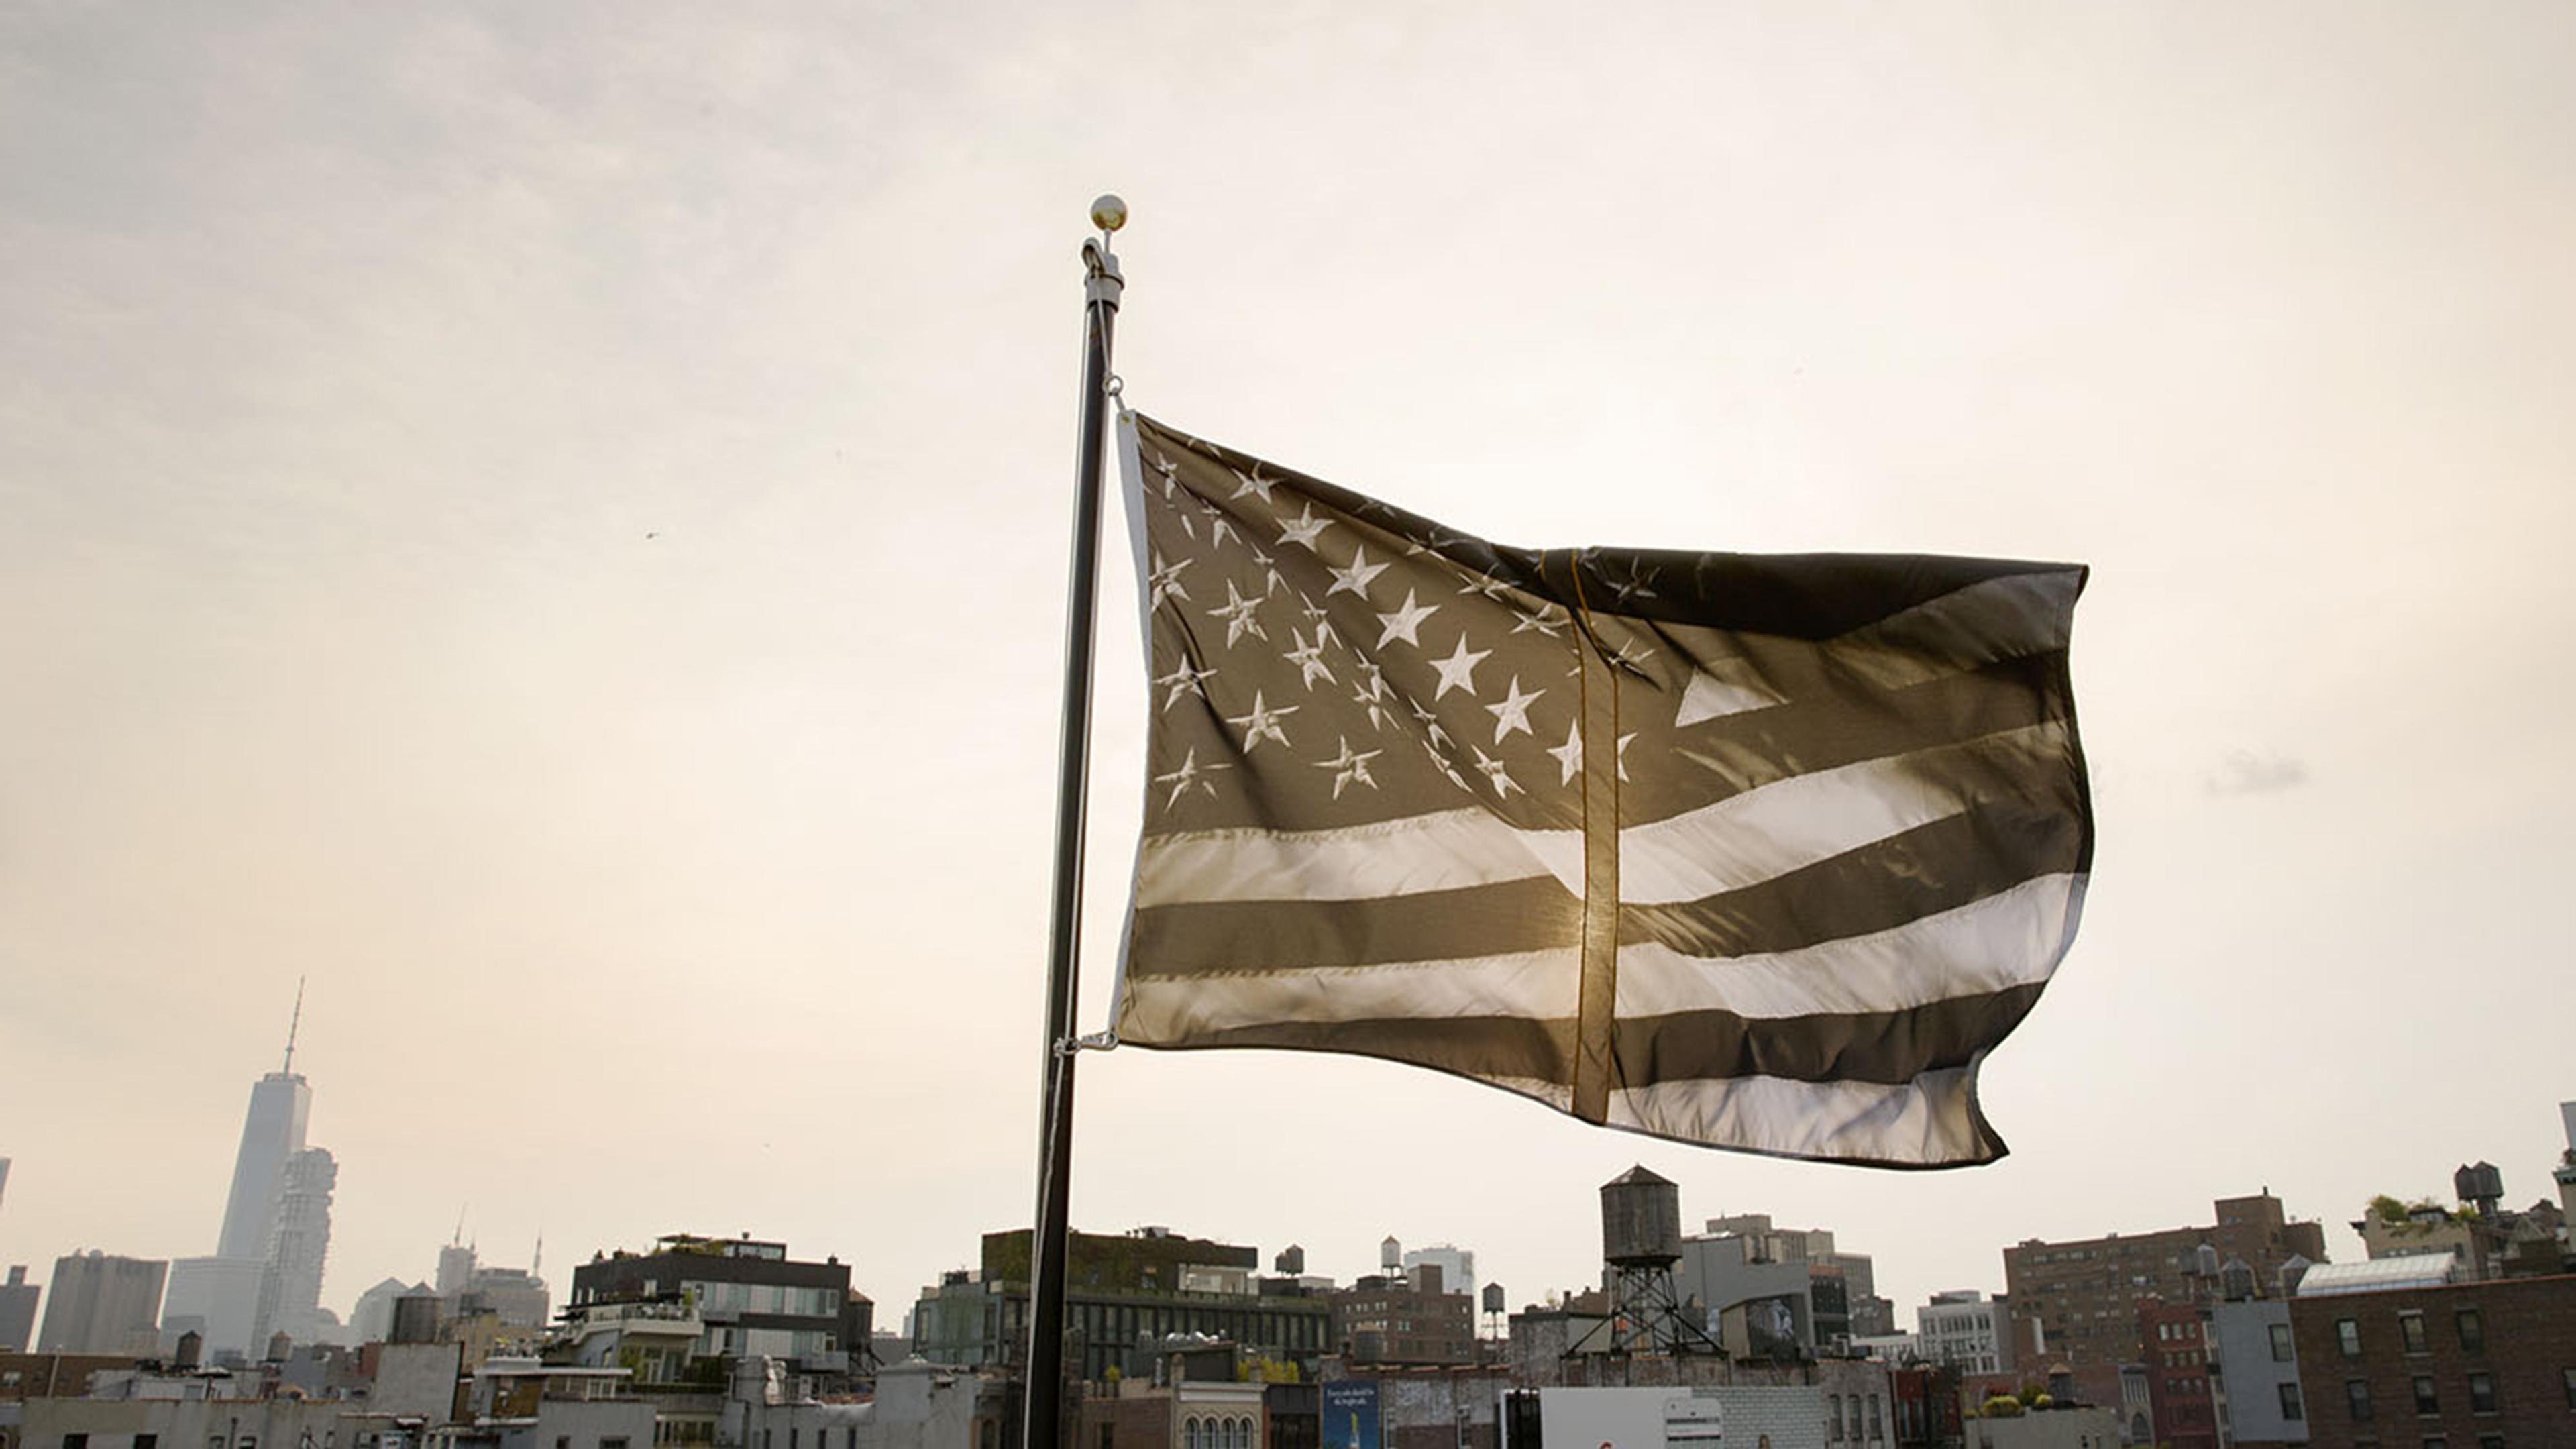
[2206,750,2310,796]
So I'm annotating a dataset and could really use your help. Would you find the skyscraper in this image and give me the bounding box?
[217,991,315,1261]
[0,1265,39,1352]
[170,985,335,1359]
[254,1146,337,1348]
[38,1251,167,1354]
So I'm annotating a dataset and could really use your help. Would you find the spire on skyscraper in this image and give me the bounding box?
[282,976,305,1076]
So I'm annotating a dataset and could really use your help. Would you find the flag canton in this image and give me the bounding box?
[1132,416,1652,837]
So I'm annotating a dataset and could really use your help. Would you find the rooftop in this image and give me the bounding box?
[2292,1256,2458,1297]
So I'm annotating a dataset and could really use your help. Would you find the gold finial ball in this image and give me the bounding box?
[1090,194,1128,232]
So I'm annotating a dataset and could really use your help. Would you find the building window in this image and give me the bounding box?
[1185,1419,1200,1449]
[2455,1308,2483,1353]
[2338,1319,2363,1357]
[2401,1312,2428,1354]
[2347,1381,2373,1421]
[2270,1323,2294,1362]
[2279,1383,2304,1421]
[1868,1395,1882,1441]
[2467,1372,2496,1414]
[1829,1394,1843,1441]
[64,1436,89,1449]
[2414,1375,2440,1415]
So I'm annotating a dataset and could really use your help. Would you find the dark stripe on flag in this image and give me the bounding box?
[1126,875,1580,975]
[1619,800,2088,960]
[1152,1014,1576,1088]
[1613,983,2047,1088]
[1567,547,2088,640]
[1630,654,2076,823]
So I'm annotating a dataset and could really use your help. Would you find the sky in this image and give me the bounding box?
[4,1,2573,1336]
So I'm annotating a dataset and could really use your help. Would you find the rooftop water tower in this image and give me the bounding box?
[1599,1166,1719,1356]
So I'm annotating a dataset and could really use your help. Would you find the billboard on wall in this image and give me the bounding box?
[1323,1381,1383,1449]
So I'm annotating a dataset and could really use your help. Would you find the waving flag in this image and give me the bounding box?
[1111,413,2091,1166]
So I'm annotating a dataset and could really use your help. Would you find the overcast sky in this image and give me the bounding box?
[5,1,2572,1333]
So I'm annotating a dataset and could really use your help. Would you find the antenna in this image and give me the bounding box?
[282,976,307,1075]
[453,1208,468,1248]
[532,1232,543,1279]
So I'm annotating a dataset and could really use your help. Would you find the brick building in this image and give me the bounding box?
[2133,1298,2216,1449]
[1328,1267,1474,1366]
[2287,1271,2576,1449]
[2001,1192,2326,1405]
[0,1352,135,1401]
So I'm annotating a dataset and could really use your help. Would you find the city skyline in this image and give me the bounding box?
[2,1003,2567,1334]
[5,0,2572,1356]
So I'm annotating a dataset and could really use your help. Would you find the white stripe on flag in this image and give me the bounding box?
[1613,873,2084,1021]
[1134,807,1563,907]
[1136,722,2070,908]
[1615,720,2072,906]
[1607,1063,1990,1165]
[1118,949,1582,1038]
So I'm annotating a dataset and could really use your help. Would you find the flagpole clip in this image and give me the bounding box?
[1057,1029,1120,1057]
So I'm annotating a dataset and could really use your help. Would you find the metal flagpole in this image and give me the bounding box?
[1022,193,1126,1449]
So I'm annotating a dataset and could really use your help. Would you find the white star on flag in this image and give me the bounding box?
[1152,746,1230,809]
[1248,545,1287,597]
[1605,561,1660,604]
[1285,630,1338,690]
[1510,604,1564,637]
[1483,675,1544,743]
[1407,698,1454,752]
[1316,737,1382,798]
[1326,545,1390,600]
[1225,690,1297,753]
[1470,746,1521,798]
[1375,590,1439,649]
[1607,637,1656,675]
[1277,503,1333,551]
[1297,594,1338,649]
[1350,679,1395,731]
[1229,466,1277,504]
[1209,581,1268,647]
[1430,632,1491,700]
[1146,551,1192,609]
[1155,659,1218,712]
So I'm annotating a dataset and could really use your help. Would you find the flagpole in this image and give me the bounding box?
[1023,194,1125,1449]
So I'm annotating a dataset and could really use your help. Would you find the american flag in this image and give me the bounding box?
[1110,413,2092,1166]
